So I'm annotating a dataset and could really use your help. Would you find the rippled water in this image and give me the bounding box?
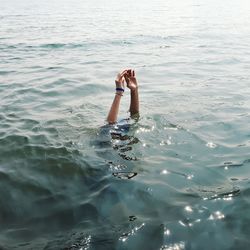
[1,0,250,249]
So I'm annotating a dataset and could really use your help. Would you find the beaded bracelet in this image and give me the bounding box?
[116,92,123,96]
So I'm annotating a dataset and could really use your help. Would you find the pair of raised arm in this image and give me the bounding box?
[107,69,139,124]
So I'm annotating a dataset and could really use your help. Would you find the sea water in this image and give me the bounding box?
[1,0,250,249]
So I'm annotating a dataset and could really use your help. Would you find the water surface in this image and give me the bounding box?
[1,0,250,249]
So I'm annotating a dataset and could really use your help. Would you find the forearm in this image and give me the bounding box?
[129,88,139,116]
[107,93,122,124]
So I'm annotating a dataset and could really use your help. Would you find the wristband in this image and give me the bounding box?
[116,87,124,92]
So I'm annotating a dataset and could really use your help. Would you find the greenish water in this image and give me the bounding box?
[1,0,250,249]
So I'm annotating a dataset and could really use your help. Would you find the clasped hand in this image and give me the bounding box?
[115,69,138,92]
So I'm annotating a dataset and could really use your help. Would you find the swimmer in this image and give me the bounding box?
[94,69,139,163]
[107,69,139,124]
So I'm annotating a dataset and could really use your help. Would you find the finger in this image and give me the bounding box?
[125,69,131,77]
[118,72,127,83]
[124,73,129,82]
[120,70,128,77]
[121,77,125,88]
[116,70,126,82]
[132,70,135,77]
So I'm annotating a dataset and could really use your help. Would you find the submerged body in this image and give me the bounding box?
[104,69,140,162]
[98,117,139,162]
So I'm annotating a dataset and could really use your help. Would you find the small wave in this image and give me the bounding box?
[0,42,89,51]
[112,172,137,180]
[197,186,240,200]
[215,159,250,169]
[0,70,16,75]
[111,40,134,46]
[40,43,66,49]
[39,42,93,50]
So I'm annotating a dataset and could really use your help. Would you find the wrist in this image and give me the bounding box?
[130,87,138,93]
[115,80,124,89]
[115,91,123,97]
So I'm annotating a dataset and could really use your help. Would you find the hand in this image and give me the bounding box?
[115,70,127,89]
[124,69,138,91]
